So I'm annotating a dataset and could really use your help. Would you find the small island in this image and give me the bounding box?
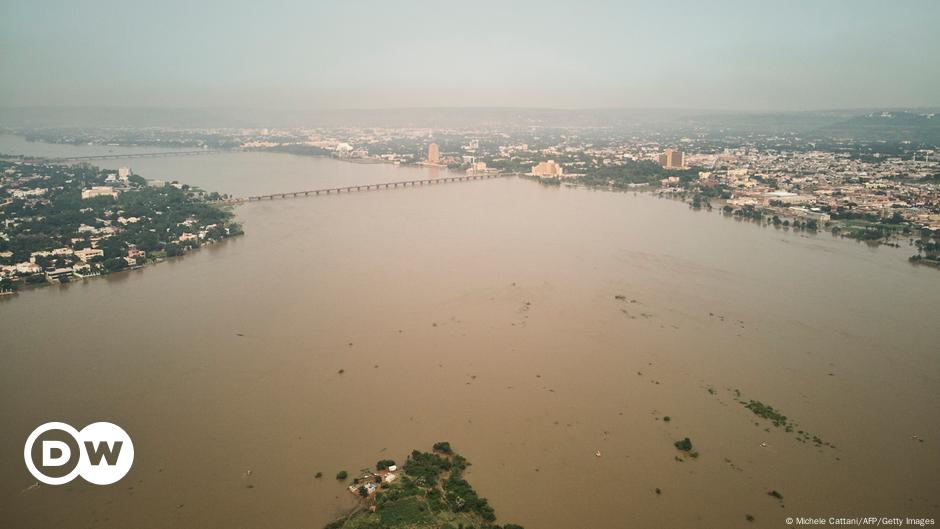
[324,442,523,529]
[0,158,242,296]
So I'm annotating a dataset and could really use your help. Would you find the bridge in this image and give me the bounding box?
[216,173,507,205]
[56,150,225,162]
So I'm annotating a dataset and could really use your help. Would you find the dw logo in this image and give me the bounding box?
[24,422,134,485]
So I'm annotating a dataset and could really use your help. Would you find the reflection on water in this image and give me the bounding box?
[1,139,939,528]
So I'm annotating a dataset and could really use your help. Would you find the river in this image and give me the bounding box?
[1,135,938,528]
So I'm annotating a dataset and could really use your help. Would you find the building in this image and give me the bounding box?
[75,248,105,262]
[44,267,74,282]
[15,262,42,275]
[10,188,47,198]
[531,160,564,178]
[127,244,146,259]
[427,143,440,164]
[468,161,496,175]
[789,207,831,223]
[81,186,118,200]
[659,149,685,169]
[29,250,53,263]
[118,166,131,180]
[764,191,814,205]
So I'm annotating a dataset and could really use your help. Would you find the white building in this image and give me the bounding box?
[81,186,118,200]
[10,188,47,198]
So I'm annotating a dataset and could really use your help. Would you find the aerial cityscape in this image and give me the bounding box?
[3,115,939,292]
[1,1,939,529]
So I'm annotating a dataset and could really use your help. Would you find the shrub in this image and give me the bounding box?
[336,471,348,480]
[404,450,451,485]
[744,400,788,427]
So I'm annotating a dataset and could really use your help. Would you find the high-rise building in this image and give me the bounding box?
[659,149,684,169]
[427,143,440,164]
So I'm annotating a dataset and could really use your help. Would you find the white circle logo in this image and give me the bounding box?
[24,422,134,485]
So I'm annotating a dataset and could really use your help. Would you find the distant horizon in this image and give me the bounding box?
[3,104,940,115]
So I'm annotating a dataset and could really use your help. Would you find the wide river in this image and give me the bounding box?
[1,135,938,528]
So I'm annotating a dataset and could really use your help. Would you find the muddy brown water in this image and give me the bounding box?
[1,139,938,528]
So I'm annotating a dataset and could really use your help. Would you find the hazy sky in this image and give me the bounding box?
[1,0,938,111]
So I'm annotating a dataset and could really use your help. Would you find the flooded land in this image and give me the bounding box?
[1,138,939,528]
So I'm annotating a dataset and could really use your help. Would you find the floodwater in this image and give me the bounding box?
[1,136,939,529]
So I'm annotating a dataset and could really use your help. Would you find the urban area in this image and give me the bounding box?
[3,111,940,295]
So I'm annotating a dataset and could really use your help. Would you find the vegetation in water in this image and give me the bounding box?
[744,400,788,427]
[323,443,523,529]
[740,397,833,448]
[432,441,453,454]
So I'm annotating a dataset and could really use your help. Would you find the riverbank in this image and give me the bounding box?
[563,177,940,268]
[0,158,244,300]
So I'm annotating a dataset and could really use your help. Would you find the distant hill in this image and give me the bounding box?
[813,111,940,144]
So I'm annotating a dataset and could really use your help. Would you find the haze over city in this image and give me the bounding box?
[2,0,939,111]
[2,3,940,529]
